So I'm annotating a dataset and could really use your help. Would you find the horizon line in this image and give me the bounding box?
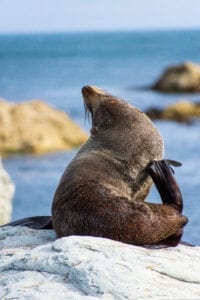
[0,26,200,35]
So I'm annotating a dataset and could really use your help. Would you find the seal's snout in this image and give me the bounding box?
[82,85,106,97]
[82,86,99,105]
[82,85,94,97]
[82,85,104,112]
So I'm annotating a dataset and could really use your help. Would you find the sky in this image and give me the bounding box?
[0,0,200,33]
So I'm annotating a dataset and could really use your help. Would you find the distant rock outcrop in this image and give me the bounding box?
[0,100,88,155]
[146,100,200,123]
[0,159,15,225]
[152,62,200,92]
[0,227,200,299]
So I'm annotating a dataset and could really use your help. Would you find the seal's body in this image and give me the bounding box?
[52,86,187,245]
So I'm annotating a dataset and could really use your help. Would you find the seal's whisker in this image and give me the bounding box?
[84,103,91,125]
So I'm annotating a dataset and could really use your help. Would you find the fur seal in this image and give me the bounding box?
[52,85,188,246]
[1,86,188,247]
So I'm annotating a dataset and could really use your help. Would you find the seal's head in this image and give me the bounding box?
[82,85,163,162]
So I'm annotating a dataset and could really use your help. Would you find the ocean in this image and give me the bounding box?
[0,30,199,244]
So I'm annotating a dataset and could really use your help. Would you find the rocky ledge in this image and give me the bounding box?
[146,100,200,123]
[0,100,88,155]
[0,226,200,299]
[152,61,200,93]
[0,159,15,225]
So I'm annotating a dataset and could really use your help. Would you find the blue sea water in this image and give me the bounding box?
[0,30,199,244]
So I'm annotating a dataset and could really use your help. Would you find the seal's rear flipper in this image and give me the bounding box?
[1,216,52,230]
[143,228,194,249]
[144,239,194,249]
[143,240,194,249]
[180,240,194,247]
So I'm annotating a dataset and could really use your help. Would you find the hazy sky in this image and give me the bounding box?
[1,0,200,33]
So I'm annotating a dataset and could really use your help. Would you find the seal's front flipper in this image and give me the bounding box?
[146,159,183,213]
[0,216,52,230]
[145,159,189,247]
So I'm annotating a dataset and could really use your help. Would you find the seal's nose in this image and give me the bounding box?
[82,86,102,112]
[81,85,88,95]
[82,85,106,97]
[82,86,95,97]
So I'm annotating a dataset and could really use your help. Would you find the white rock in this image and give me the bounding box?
[0,226,200,300]
[0,159,15,225]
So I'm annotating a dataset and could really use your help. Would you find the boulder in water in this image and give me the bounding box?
[152,62,200,92]
[146,100,200,123]
[0,100,88,155]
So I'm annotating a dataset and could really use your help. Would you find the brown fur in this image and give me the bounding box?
[52,86,187,246]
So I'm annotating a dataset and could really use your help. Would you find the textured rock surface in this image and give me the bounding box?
[152,61,200,92]
[0,226,200,299]
[0,99,88,155]
[146,100,200,123]
[0,159,15,225]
